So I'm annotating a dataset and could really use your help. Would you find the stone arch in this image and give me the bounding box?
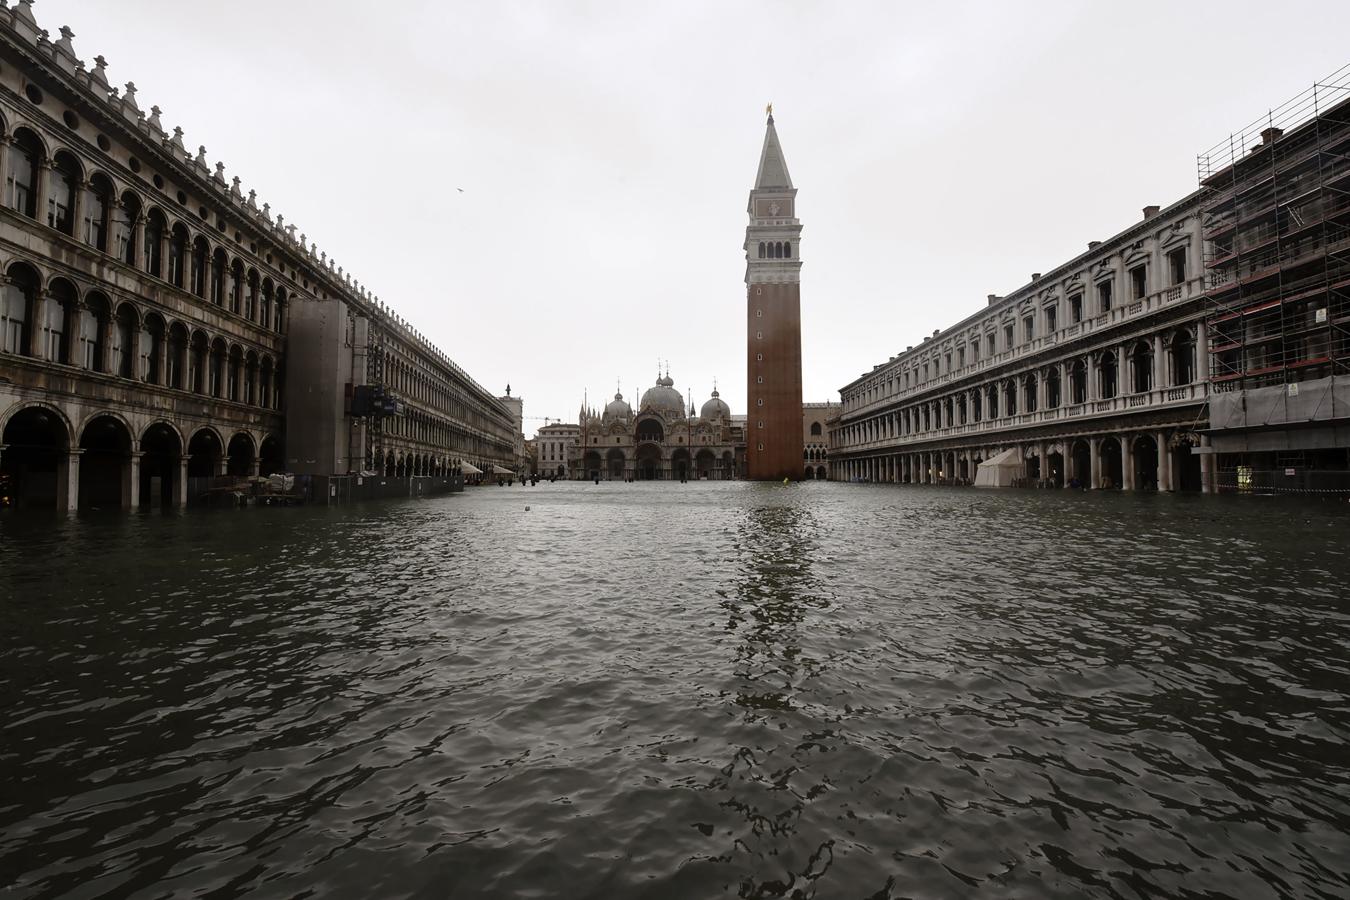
[190,234,209,297]
[259,433,284,476]
[188,329,209,393]
[139,419,183,507]
[244,267,260,322]
[1,401,74,509]
[8,128,45,218]
[49,149,84,236]
[42,276,78,365]
[78,412,135,510]
[110,300,138,378]
[166,320,189,389]
[143,207,168,278]
[80,289,113,372]
[226,343,243,400]
[228,258,244,314]
[1,399,76,446]
[227,431,256,477]
[1168,326,1196,385]
[187,425,225,478]
[1129,340,1153,393]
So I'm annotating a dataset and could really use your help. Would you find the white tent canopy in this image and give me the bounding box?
[460,462,483,475]
[491,465,514,475]
[974,447,1024,488]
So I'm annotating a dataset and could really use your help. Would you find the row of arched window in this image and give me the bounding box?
[3,120,288,334]
[382,348,515,440]
[1,261,281,409]
[757,241,792,259]
[841,330,1198,445]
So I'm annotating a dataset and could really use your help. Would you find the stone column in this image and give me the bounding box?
[26,288,45,361]
[1157,430,1173,492]
[57,448,82,511]
[126,451,141,510]
[69,174,84,239]
[35,160,51,227]
[1090,438,1101,490]
[0,137,9,205]
[1196,319,1209,384]
[217,455,229,477]
[96,304,112,373]
[130,215,144,269]
[176,455,190,509]
[1153,333,1166,392]
[1200,434,1215,494]
[1122,434,1136,491]
[65,300,84,368]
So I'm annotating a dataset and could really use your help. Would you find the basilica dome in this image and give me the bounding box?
[700,388,731,421]
[603,391,632,421]
[640,375,685,417]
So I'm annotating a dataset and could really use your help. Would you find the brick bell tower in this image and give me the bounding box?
[745,107,804,480]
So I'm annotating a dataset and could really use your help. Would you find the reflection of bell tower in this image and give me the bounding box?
[745,109,804,480]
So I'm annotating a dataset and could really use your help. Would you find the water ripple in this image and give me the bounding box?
[2,483,1349,898]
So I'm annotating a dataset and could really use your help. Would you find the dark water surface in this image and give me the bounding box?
[2,483,1349,899]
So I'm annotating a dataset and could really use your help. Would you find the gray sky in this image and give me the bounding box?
[39,0,1350,434]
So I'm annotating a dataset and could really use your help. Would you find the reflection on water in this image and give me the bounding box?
[1,484,1349,899]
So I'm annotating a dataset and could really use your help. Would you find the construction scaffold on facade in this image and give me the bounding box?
[1196,63,1350,493]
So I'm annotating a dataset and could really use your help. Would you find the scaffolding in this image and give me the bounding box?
[1197,64,1350,393]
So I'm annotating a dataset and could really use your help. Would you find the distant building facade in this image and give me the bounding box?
[832,68,1350,494]
[803,401,837,479]
[536,422,580,478]
[0,6,514,510]
[573,375,744,480]
[834,196,1212,491]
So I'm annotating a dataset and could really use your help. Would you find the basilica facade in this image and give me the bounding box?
[571,374,745,480]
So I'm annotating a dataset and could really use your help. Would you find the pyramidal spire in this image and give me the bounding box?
[755,108,793,190]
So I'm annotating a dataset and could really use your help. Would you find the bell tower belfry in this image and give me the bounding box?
[744,108,804,480]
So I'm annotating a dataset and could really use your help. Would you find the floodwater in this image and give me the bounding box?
[2,483,1349,899]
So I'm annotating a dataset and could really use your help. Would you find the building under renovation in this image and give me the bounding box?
[833,65,1350,494]
[1198,66,1350,492]
[0,4,517,510]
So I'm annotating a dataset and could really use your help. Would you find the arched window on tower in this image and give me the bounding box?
[758,242,765,258]
[784,242,791,259]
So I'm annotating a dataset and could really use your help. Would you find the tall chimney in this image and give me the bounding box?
[1261,126,1283,145]
[1031,273,1042,281]
[987,293,1001,306]
[1088,240,1102,250]
[1142,205,1160,219]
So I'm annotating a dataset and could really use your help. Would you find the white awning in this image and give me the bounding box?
[460,462,483,475]
[491,465,514,475]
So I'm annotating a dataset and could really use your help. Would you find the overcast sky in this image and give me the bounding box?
[38,0,1350,434]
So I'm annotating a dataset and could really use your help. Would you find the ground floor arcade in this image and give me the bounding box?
[573,444,740,481]
[833,426,1214,492]
[1,399,282,511]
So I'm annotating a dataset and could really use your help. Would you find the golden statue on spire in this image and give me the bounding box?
[765,102,773,119]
